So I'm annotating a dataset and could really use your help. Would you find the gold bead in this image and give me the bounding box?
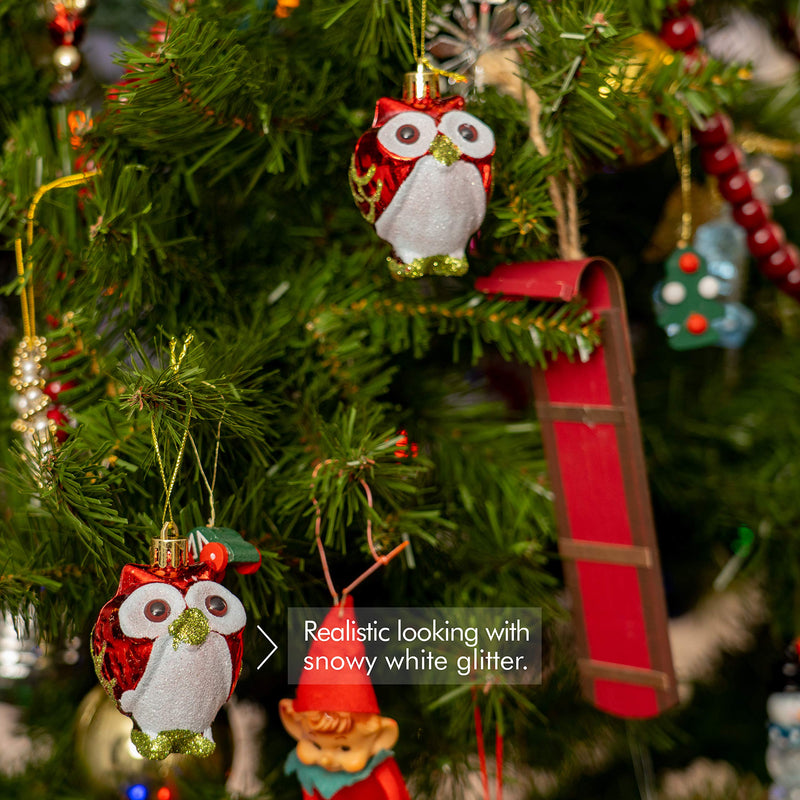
[54,44,81,72]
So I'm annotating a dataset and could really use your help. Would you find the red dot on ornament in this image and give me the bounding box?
[686,313,708,335]
[156,788,172,800]
[678,252,700,273]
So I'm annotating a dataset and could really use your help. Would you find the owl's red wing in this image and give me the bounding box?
[91,593,154,707]
[225,629,245,698]
[350,129,417,224]
[476,157,494,199]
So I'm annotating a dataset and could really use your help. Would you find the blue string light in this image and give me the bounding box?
[126,784,148,800]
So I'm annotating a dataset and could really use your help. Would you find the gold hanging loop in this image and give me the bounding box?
[673,117,693,248]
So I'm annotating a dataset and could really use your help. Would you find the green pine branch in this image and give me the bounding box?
[521,1,745,177]
[305,287,601,367]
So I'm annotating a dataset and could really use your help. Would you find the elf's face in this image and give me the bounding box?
[295,719,383,772]
[279,702,399,773]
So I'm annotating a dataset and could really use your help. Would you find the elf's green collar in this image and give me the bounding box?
[285,749,393,799]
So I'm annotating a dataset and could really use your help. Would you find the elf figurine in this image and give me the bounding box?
[279,597,411,800]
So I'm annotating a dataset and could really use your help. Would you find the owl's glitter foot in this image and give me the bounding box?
[131,728,216,760]
[388,254,469,280]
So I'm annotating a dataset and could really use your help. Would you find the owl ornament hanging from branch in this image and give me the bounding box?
[91,523,247,760]
[91,344,256,760]
[350,65,495,279]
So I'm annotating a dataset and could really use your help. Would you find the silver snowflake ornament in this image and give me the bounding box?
[426,1,538,91]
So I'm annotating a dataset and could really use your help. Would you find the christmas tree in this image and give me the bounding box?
[2,0,800,798]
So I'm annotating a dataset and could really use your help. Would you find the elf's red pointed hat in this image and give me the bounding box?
[294,595,380,714]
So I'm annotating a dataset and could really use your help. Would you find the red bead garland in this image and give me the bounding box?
[658,7,800,301]
[760,245,800,280]
[660,16,703,51]
[747,223,785,258]
[699,143,744,176]
[732,199,771,230]
[692,112,733,147]
[718,171,753,204]
[665,0,696,17]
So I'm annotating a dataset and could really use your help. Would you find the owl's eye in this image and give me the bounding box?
[144,599,170,622]
[438,110,495,160]
[377,111,437,159]
[205,595,228,617]
[396,125,420,144]
[458,123,477,142]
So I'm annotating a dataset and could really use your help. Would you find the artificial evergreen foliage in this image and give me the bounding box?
[2,0,800,798]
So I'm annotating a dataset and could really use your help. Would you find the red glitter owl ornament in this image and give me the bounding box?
[350,67,495,279]
[91,524,246,760]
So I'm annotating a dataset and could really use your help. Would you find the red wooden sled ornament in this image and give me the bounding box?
[476,259,678,719]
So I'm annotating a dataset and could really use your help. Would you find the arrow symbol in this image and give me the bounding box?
[256,626,278,669]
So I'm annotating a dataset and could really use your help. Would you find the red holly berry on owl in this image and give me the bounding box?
[350,70,495,279]
[91,552,246,760]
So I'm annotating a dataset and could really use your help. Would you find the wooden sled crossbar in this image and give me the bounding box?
[579,659,673,691]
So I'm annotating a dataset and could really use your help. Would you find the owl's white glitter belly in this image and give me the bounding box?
[121,633,231,735]
[375,157,486,264]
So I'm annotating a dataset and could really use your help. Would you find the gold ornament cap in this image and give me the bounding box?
[403,64,440,103]
[150,521,189,569]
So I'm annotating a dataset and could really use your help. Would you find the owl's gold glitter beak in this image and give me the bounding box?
[429,134,461,167]
[169,607,209,650]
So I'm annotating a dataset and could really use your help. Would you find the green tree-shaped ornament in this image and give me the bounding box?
[656,247,724,350]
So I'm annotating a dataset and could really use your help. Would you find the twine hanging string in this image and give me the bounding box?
[523,88,584,261]
[310,459,339,601]
[310,460,410,607]
[407,0,466,84]
[520,22,610,261]
[14,170,100,342]
[150,333,195,527]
